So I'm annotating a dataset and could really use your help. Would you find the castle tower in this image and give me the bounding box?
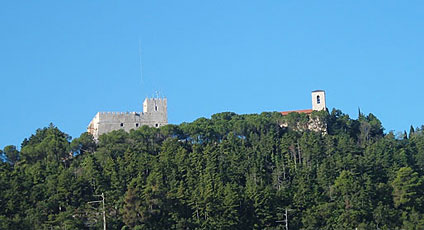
[312,90,326,111]
[142,97,168,127]
[143,98,167,113]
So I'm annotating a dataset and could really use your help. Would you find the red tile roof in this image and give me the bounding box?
[281,109,313,116]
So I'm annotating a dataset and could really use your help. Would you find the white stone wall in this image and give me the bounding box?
[280,116,327,134]
[87,98,168,139]
[312,90,326,111]
[143,98,167,113]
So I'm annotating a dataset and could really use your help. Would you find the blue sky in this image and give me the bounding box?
[1,1,423,149]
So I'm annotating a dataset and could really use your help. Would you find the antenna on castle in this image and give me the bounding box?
[154,91,160,98]
[138,39,143,89]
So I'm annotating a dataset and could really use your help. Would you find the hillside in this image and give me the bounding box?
[1,109,424,229]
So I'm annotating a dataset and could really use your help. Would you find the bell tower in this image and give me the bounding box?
[312,90,326,111]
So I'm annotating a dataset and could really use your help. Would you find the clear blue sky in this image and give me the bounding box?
[1,1,423,149]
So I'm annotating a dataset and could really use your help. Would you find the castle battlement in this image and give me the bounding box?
[87,97,168,139]
[98,111,141,115]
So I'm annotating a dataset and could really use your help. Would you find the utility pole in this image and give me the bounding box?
[276,208,292,230]
[284,208,288,230]
[88,193,106,230]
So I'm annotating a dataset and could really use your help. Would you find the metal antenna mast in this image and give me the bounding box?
[138,39,143,90]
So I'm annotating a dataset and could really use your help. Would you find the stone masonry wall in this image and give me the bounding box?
[87,98,168,139]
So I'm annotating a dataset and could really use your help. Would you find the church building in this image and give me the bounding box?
[281,90,326,115]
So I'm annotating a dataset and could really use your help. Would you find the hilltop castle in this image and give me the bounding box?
[86,90,325,139]
[87,97,167,139]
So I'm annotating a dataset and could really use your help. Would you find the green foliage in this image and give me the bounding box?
[2,111,424,229]
[3,145,20,165]
[392,167,423,210]
[70,132,96,156]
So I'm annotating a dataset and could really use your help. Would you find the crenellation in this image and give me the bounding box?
[87,97,168,139]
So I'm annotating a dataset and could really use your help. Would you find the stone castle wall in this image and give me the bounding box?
[87,98,167,139]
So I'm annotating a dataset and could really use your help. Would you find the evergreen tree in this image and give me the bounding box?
[2,111,424,229]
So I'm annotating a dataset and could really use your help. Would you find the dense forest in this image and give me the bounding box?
[1,109,424,229]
